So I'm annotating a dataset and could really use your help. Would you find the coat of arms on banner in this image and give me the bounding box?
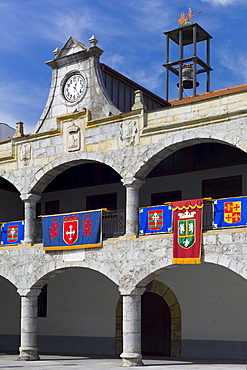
[224,201,241,224]
[148,209,163,230]
[63,215,78,244]
[1,221,25,245]
[7,225,19,243]
[213,197,247,228]
[172,199,203,264]
[139,205,172,235]
[178,219,195,248]
[42,210,102,251]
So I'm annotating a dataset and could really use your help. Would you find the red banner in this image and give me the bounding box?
[172,199,203,264]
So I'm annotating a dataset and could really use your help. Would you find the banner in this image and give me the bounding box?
[172,199,203,264]
[42,210,102,251]
[139,205,172,235]
[213,196,247,228]
[1,221,25,245]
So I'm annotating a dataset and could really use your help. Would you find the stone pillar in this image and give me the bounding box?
[17,288,41,361]
[122,178,144,236]
[20,193,41,245]
[120,287,145,367]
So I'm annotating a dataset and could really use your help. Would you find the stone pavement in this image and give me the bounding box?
[0,354,246,370]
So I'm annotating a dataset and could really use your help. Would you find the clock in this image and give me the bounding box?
[63,74,85,102]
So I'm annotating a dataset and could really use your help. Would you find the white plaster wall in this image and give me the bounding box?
[0,277,20,334]
[140,164,247,206]
[0,190,23,222]
[157,263,247,341]
[38,268,120,337]
[39,183,125,214]
[37,163,247,215]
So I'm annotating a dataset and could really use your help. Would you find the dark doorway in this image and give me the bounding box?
[141,292,171,356]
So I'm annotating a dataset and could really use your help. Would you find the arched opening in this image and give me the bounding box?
[140,142,247,206]
[141,292,171,356]
[36,267,120,355]
[34,161,125,242]
[152,263,247,360]
[0,276,20,352]
[115,280,181,358]
[0,177,23,223]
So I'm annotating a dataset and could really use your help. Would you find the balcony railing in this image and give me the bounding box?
[34,200,213,245]
[202,199,213,231]
[34,209,126,244]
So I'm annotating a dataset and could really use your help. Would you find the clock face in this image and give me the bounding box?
[63,74,85,102]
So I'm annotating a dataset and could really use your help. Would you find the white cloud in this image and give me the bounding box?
[216,46,247,81]
[202,0,245,5]
[126,0,172,33]
[0,76,47,133]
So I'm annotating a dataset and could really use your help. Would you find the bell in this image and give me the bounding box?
[177,66,199,89]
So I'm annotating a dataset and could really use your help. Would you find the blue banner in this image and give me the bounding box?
[42,210,102,250]
[213,197,247,228]
[139,205,172,235]
[1,221,25,245]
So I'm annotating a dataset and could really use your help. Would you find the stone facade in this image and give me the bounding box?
[0,35,246,365]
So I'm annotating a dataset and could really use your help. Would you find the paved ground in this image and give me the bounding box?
[0,354,246,370]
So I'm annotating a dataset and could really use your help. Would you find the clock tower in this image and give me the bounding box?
[32,36,120,134]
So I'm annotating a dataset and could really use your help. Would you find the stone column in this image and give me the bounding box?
[120,287,145,367]
[20,193,41,245]
[122,178,144,236]
[17,288,41,361]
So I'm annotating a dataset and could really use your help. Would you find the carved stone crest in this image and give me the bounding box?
[67,122,80,151]
[120,120,138,147]
[19,143,31,167]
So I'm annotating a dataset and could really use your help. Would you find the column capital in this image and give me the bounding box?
[121,177,144,189]
[118,286,146,296]
[17,288,41,297]
[20,193,41,203]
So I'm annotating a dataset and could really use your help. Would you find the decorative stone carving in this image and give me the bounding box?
[67,122,80,152]
[19,143,31,167]
[120,120,138,147]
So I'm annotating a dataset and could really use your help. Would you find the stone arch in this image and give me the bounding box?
[116,280,181,357]
[135,135,247,180]
[0,171,21,193]
[0,271,18,291]
[135,254,246,289]
[27,264,120,294]
[29,152,123,194]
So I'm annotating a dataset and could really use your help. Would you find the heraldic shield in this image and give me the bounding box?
[63,216,78,244]
[148,209,163,230]
[7,225,19,243]
[178,219,195,249]
[224,201,241,224]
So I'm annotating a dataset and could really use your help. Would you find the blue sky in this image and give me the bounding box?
[0,0,247,133]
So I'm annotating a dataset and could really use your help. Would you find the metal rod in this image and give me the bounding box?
[193,59,196,97]
[165,34,169,101]
[179,29,183,100]
[193,26,197,97]
[206,38,210,92]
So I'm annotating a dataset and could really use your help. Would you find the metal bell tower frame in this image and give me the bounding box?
[163,19,213,101]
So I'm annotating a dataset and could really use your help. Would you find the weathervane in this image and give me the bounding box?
[178,6,201,26]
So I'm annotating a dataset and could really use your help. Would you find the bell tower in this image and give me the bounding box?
[163,7,213,100]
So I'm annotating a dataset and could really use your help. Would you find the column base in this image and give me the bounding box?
[17,347,40,361]
[120,352,144,367]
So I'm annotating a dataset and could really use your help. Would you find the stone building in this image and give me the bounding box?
[0,26,246,367]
